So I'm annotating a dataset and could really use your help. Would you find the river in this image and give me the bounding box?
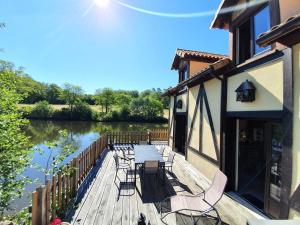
[8,120,167,214]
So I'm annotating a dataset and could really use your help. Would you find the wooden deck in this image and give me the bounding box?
[67,147,263,225]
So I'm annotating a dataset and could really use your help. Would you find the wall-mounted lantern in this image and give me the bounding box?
[235,80,256,102]
[176,99,183,109]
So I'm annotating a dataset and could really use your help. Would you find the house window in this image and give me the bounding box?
[236,5,270,64]
[179,67,187,82]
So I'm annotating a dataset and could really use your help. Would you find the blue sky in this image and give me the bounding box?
[0,0,228,94]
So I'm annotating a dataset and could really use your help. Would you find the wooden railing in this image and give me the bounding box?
[107,129,168,145]
[31,134,108,225]
[31,129,168,225]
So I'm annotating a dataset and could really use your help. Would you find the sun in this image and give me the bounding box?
[95,0,110,8]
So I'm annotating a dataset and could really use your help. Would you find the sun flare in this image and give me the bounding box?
[95,0,110,8]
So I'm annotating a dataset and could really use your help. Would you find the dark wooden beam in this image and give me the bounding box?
[199,84,204,153]
[203,86,220,164]
[269,0,280,27]
[226,110,283,118]
[185,87,190,160]
[220,76,227,172]
[279,47,293,219]
[171,95,177,149]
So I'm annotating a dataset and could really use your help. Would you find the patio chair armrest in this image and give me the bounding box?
[177,192,205,198]
[202,198,217,210]
[194,190,205,196]
[162,195,175,202]
[120,156,131,162]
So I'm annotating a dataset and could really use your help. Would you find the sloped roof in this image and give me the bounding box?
[163,57,232,96]
[210,0,237,29]
[171,48,227,70]
[257,14,300,47]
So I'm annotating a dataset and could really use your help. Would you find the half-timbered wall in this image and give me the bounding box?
[176,92,187,113]
[168,96,175,147]
[227,60,284,112]
[291,43,300,219]
[186,78,222,180]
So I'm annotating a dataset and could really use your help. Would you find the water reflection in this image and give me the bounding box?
[9,120,167,213]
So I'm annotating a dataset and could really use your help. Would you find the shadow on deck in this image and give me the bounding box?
[66,148,262,225]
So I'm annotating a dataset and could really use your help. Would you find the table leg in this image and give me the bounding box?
[163,163,165,185]
[134,163,137,186]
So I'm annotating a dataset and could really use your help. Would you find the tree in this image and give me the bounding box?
[0,63,32,217]
[60,83,83,117]
[115,93,132,108]
[95,88,115,114]
[45,84,63,104]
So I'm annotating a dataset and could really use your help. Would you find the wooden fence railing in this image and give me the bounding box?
[31,134,108,225]
[31,129,168,225]
[107,129,168,145]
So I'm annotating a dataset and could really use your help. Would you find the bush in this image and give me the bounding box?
[52,103,93,121]
[118,106,130,120]
[18,105,32,118]
[72,102,93,120]
[29,101,54,119]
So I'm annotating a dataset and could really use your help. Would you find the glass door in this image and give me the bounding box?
[265,123,283,218]
[237,120,266,210]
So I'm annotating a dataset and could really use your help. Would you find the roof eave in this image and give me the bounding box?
[210,0,232,29]
[257,15,300,47]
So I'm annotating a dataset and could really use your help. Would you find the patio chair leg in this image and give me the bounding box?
[190,213,198,225]
[214,208,222,225]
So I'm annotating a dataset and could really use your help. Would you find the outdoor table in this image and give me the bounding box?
[134,145,166,186]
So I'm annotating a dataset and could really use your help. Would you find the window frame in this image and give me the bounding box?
[234,3,271,65]
[178,65,188,83]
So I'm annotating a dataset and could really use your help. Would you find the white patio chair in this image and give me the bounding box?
[157,146,166,156]
[113,153,131,183]
[160,170,227,225]
[165,152,175,173]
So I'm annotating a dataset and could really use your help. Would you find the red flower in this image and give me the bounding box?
[50,218,62,225]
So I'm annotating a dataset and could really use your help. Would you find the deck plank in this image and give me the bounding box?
[70,148,263,225]
[70,150,112,225]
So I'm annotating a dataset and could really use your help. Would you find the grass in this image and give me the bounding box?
[18,104,170,119]
[18,104,103,112]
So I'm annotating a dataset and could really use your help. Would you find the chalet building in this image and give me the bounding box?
[163,0,300,220]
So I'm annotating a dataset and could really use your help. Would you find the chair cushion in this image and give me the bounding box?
[170,195,212,215]
[118,163,130,169]
[164,162,173,167]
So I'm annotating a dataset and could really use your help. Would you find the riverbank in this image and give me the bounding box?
[19,103,169,123]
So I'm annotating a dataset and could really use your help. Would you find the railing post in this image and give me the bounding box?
[46,180,51,225]
[33,186,47,225]
[32,191,38,225]
[148,131,151,145]
[52,175,57,218]
[74,157,79,190]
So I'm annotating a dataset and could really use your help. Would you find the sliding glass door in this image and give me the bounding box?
[235,120,282,218]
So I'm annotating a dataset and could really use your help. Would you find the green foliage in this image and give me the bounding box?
[0,63,32,217]
[29,101,54,119]
[72,101,93,120]
[45,84,63,104]
[5,207,31,225]
[60,83,84,117]
[95,88,115,114]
